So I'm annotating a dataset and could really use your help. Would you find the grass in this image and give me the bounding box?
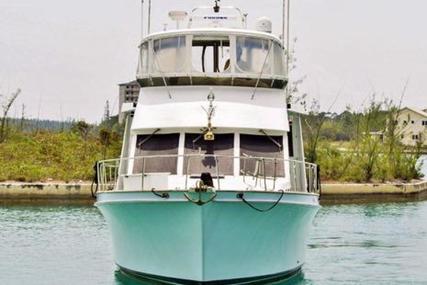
[0,129,122,183]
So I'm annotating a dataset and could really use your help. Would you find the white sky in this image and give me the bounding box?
[1,0,426,122]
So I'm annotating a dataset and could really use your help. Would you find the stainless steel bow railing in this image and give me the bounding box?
[96,154,319,194]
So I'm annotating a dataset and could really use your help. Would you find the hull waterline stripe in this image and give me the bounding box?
[95,191,319,207]
[118,265,303,285]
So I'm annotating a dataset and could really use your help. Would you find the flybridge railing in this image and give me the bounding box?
[96,154,319,194]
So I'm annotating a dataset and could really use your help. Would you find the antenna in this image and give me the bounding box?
[282,0,286,46]
[148,0,152,34]
[141,0,144,40]
[285,0,291,102]
[168,11,188,29]
[213,0,221,13]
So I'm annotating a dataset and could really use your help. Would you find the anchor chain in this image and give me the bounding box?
[151,188,170,199]
[237,190,285,212]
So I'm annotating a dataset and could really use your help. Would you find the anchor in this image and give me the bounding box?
[184,173,217,206]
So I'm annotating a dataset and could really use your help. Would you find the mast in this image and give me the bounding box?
[286,0,291,62]
[282,0,286,47]
[284,0,291,103]
[148,0,152,34]
[141,0,145,40]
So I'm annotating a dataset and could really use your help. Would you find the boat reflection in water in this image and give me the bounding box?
[96,0,320,283]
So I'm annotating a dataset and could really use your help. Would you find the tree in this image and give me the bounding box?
[71,120,91,141]
[303,92,340,163]
[286,38,308,109]
[0,89,21,143]
[99,128,112,159]
[20,104,26,131]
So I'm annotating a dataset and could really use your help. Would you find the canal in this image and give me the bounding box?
[1,201,426,285]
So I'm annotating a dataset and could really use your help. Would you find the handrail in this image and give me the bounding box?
[97,154,319,194]
[137,73,287,81]
[100,154,317,167]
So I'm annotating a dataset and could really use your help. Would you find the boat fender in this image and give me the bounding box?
[237,190,285,212]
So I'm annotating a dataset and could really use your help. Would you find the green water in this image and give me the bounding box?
[1,201,426,285]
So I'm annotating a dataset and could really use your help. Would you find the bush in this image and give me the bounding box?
[304,98,422,183]
[312,139,422,183]
[0,128,122,182]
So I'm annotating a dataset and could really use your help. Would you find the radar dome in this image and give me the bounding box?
[255,17,272,33]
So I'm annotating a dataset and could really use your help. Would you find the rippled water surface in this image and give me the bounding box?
[1,201,427,285]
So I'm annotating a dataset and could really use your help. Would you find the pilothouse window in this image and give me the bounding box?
[137,42,149,76]
[153,36,186,73]
[240,134,285,177]
[235,36,272,74]
[137,34,287,88]
[184,133,234,176]
[133,134,180,174]
[192,37,230,73]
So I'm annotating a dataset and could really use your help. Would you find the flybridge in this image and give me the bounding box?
[136,30,287,89]
[135,0,290,90]
[137,4,286,89]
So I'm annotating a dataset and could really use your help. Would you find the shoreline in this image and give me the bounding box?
[321,181,427,204]
[1,181,426,205]
[0,183,94,205]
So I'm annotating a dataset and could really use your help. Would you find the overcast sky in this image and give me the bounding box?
[1,0,426,122]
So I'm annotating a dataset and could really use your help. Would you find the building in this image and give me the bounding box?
[397,107,427,146]
[119,80,140,123]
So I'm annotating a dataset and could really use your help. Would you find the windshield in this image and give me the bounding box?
[137,42,149,76]
[137,33,287,88]
[235,36,272,74]
[192,37,231,73]
[153,36,187,73]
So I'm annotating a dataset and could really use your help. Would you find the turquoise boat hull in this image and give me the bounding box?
[96,191,319,284]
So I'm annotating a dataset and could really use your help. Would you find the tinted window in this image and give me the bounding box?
[133,134,180,174]
[240,134,285,177]
[184,133,234,176]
